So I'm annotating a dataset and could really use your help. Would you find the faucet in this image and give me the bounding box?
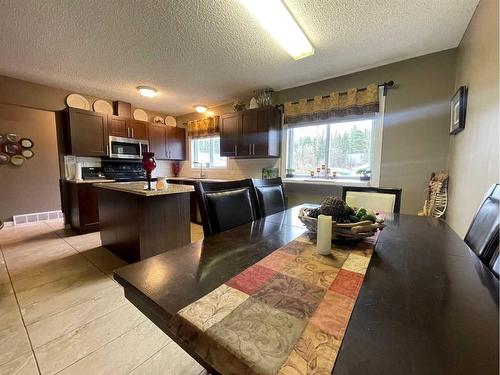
[193,162,208,179]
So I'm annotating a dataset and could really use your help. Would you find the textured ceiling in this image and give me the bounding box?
[0,0,478,115]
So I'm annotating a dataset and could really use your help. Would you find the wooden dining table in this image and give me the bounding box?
[113,204,499,374]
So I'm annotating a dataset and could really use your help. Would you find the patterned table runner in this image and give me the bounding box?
[170,233,378,375]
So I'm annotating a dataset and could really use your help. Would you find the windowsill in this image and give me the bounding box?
[282,177,371,186]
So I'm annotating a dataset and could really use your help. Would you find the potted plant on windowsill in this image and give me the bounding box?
[285,168,295,178]
[357,168,371,181]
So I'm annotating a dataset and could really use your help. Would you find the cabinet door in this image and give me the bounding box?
[108,116,128,137]
[239,110,256,157]
[253,107,271,156]
[149,123,167,159]
[68,109,108,156]
[128,120,149,139]
[166,127,186,160]
[220,112,239,157]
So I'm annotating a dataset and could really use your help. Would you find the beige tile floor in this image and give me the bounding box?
[0,220,207,375]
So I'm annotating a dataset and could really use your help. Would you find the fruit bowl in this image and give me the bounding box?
[298,207,385,240]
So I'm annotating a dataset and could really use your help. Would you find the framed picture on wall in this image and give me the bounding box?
[450,86,467,135]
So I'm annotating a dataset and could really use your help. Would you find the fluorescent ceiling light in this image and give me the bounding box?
[240,0,314,60]
[137,86,157,97]
[194,105,208,113]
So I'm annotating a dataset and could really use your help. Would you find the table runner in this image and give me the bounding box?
[170,232,378,375]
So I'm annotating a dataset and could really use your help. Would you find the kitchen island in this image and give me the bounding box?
[95,182,194,263]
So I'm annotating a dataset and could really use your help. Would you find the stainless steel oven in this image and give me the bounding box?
[108,136,149,159]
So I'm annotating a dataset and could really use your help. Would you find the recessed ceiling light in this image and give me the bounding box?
[137,86,157,98]
[240,0,314,60]
[194,105,208,113]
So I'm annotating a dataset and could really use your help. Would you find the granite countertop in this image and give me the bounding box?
[167,177,229,182]
[67,179,116,184]
[94,181,194,196]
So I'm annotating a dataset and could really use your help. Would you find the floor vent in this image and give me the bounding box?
[13,210,64,225]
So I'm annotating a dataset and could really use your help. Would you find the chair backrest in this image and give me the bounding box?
[488,246,499,278]
[251,177,287,218]
[195,179,258,237]
[342,186,402,213]
[464,184,500,262]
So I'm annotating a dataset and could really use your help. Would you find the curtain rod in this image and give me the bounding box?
[287,80,395,105]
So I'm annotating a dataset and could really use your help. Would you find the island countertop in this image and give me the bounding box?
[94,181,194,196]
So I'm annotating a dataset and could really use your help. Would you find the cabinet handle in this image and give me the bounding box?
[127,128,130,137]
[252,144,255,155]
[106,144,109,155]
[249,144,251,154]
[131,128,134,138]
[234,145,238,156]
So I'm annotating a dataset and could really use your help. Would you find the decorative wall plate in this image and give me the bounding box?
[6,133,20,142]
[19,138,34,148]
[21,149,34,159]
[133,109,148,121]
[10,155,25,166]
[66,94,91,110]
[93,100,113,114]
[165,116,176,127]
[153,116,165,124]
[2,142,21,155]
[0,153,9,164]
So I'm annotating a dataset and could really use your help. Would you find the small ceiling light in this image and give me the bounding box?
[137,86,157,98]
[240,0,314,60]
[195,105,208,113]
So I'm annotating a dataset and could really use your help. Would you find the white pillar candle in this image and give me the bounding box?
[317,214,332,255]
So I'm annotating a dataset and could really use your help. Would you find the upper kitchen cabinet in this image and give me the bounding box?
[128,119,149,140]
[64,108,108,157]
[108,116,128,137]
[167,126,186,160]
[148,123,186,160]
[220,106,281,158]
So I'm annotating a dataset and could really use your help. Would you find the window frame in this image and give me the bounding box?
[281,86,385,186]
[190,136,227,169]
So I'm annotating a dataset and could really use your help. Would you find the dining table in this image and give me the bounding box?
[113,204,499,374]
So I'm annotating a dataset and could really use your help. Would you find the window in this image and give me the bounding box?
[191,136,227,168]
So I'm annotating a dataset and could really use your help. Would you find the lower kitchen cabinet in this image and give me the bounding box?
[167,179,201,224]
[68,182,100,233]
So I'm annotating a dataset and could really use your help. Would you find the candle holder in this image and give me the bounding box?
[141,152,157,190]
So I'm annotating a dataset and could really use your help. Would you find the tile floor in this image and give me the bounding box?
[0,220,206,375]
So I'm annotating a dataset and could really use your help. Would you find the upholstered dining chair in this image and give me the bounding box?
[464,184,499,265]
[195,179,259,237]
[342,186,402,213]
[251,177,287,218]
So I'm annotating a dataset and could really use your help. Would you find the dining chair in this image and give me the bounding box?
[342,186,402,213]
[464,184,499,264]
[195,179,259,237]
[251,177,287,218]
[488,247,499,278]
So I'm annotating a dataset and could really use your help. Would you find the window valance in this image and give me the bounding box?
[283,83,379,125]
[187,116,220,138]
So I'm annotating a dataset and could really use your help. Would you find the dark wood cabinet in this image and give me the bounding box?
[220,106,281,158]
[128,120,149,140]
[167,127,186,160]
[148,124,186,160]
[108,116,128,137]
[65,108,108,157]
[68,182,100,233]
[149,123,168,159]
[220,112,239,157]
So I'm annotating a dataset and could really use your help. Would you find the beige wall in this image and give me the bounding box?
[0,104,60,222]
[446,0,499,237]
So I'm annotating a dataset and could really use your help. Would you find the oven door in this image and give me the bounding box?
[108,137,142,159]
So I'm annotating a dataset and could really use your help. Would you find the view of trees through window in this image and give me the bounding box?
[287,120,372,177]
[191,136,226,168]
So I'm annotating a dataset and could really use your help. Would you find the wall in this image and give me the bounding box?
[446,0,499,237]
[0,104,60,221]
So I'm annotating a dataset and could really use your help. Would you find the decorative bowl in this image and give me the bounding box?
[298,207,385,240]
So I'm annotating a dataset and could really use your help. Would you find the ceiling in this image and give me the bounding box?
[0,0,478,115]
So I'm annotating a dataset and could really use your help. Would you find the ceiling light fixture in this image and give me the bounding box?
[240,0,314,60]
[194,105,208,113]
[137,86,158,98]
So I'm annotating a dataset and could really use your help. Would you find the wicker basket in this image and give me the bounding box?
[298,207,385,240]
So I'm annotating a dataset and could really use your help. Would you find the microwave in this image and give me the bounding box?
[108,136,149,159]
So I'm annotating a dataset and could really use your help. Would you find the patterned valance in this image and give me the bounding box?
[284,83,379,124]
[187,116,220,138]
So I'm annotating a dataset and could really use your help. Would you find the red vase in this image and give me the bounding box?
[141,152,156,190]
